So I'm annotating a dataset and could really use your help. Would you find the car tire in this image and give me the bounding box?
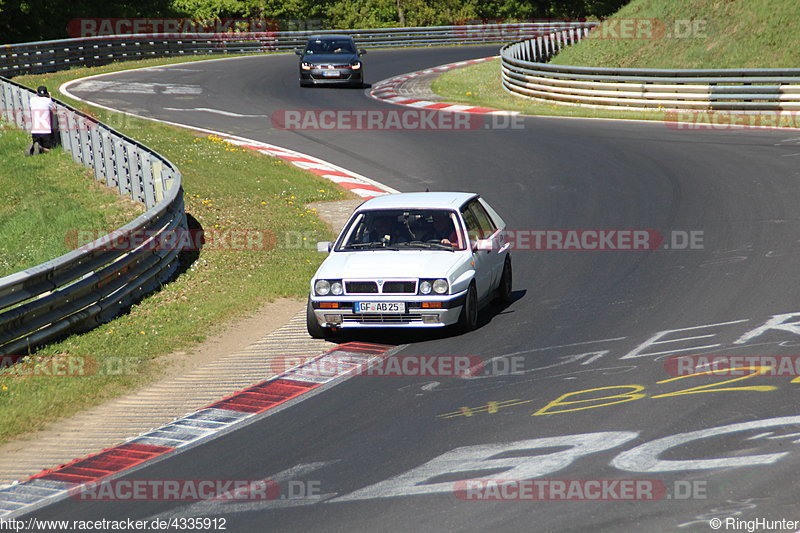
[457,283,478,333]
[306,297,329,339]
[496,255,512,304]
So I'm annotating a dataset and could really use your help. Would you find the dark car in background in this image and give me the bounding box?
[296,35,366,87]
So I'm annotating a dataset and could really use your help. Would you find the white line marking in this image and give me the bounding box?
[163,107,268,118]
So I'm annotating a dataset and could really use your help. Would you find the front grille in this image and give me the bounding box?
[345,281,378,293]
[343,314,424,324]
[382,281,416,294]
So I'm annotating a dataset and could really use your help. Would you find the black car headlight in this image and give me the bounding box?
[351,61,362,70]
[301,62,313,70]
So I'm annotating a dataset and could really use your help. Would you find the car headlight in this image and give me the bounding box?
[351,61,361,70]
[419,280,432,295]
[301,62,312,70]
[314,279,330,295]
[331,281,343,295]
[433,279,448,294]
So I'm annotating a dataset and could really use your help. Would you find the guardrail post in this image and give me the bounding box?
[100,129,116,187]
[114,138,130,196]
[89,126,103,182]
[128,143,144,203]
[67,112,82,163]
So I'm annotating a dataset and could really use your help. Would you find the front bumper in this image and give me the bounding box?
[300,68,363,85]
[309,291,466,329]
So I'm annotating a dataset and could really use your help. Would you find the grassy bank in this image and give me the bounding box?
[432,0,800,122]
[0,55,346,444]
[551,0,800,69]
[0,130,140,277]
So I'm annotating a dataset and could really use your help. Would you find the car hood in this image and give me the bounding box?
[315,250,465,280]
[302,53,358,65]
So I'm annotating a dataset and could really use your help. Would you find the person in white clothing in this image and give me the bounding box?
[28,85,56,154]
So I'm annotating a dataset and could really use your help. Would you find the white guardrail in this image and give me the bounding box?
[501,28,800,111]
[0,22,591,354]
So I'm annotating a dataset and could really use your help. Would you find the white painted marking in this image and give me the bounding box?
[612,416,800,472]
[735,312,800,344]
[331,432,638,501]
[163,107,268,118]
[621,320,749,359]
[71,80,201,95]
[145,462,335,519]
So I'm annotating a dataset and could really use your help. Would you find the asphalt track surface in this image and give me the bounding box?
[35,46,800,532]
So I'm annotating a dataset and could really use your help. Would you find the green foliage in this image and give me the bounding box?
[0,0,630,44]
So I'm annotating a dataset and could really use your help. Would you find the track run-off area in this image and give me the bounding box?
[29,46,800,532]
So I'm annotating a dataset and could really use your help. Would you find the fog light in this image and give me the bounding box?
[324,314,342,324]
[421,314,439,324]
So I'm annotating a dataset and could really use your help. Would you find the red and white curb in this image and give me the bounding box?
[61,66,398,200]
[0,342,398,518]
[214,135,396,199]
[369,56,518,116]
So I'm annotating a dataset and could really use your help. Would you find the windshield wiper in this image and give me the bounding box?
[395,241,454,251]
[343,242,399,250]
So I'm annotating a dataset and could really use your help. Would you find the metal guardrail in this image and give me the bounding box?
[0,77,186,354]
[0,23,595,77]
[501,27,800,111]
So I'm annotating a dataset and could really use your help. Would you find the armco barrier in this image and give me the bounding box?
[0,23,593,77]
[501,28,800,111]
[0,77,186,354]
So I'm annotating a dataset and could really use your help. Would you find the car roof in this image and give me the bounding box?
[357,192,478,211]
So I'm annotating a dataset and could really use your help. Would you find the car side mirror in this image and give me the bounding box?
[294,50,303,56]
[358,49,367,56]
[475,238,493,251]
[317,241,333,253]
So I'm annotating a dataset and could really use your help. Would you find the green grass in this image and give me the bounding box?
[432,0,800,123]
[0,130,141,277]
[432,58,667,121]
[551,0,800,69]
[0,55,346,444]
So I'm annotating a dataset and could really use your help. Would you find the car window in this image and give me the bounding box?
[467,200,497,239]
[305,39,355,55]
[338,209,465,251]
[461,205,482,245]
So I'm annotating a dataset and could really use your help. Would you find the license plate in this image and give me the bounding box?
[322,70,340,77]
[355,302,405,314]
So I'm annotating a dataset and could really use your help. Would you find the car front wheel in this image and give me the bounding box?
[496,255,512,304]
[457,283,478,333]
[306,297,329,339]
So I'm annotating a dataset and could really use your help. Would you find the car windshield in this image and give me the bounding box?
[339,209,465,251]
[304,39,355,55]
